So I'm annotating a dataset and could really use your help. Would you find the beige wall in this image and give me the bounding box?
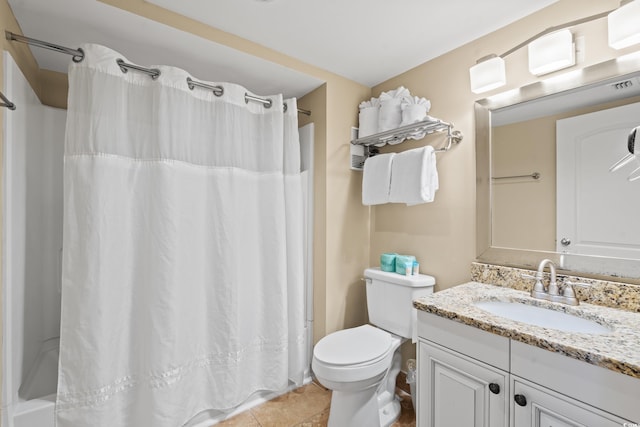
[298,85,329,344]
[492,95,640,251]
[297,81,373,339]
[370,0,634,361]
[371,0,634,291]
[38,69,68,109]
[492,117,557,251]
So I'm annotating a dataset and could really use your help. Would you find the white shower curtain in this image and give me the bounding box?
[57,44,307,427]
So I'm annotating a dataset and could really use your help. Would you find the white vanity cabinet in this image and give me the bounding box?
[419,340,508,427]
[511,377,628,427]
[417,311,640,427]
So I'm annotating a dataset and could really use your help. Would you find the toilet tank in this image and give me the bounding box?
[364,267,435,338]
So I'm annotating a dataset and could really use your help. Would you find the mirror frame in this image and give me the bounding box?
[476,54,640,282]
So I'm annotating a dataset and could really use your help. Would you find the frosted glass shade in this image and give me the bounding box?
[528,29,575,76]
[469,56,506,94]
[608,0,640,49]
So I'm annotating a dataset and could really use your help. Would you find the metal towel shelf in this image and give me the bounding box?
[351,117,463,156]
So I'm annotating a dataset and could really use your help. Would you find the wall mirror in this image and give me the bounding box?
[476,55,640,281]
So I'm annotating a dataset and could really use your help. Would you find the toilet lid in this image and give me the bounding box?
[314,325,393,366]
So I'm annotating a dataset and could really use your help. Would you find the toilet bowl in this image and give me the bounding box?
[312,268,435,427]
[313,325,403,427]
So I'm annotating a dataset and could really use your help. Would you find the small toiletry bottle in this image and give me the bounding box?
[404,262,412,276]
[412,261,419,275]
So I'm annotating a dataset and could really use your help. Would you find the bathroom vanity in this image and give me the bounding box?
[414,279,640,427]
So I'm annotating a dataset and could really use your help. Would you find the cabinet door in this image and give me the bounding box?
[418,340,509,427]
[512,376,633,427]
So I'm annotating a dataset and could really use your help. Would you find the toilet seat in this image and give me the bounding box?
[312,325,400,383]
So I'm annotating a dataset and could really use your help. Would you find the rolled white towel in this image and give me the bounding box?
[401,96,431,126]
[358,110,379,139]
[379,86,411,133]
[362,153,395,205]
[359,97,381,109]
[380,86,410,100]
[358,97,382,140]
[389,146,438,205]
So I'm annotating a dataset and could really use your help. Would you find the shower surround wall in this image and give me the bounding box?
[2,52,66,426]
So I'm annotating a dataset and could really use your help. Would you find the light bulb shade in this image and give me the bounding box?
[608,0,640,49]
[469,56,506,94]
[528,29,575,76]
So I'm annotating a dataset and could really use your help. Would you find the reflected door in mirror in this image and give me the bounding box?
[556,101,640,260]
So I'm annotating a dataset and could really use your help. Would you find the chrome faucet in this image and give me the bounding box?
[530,259,557,300]
[523,259,586,306]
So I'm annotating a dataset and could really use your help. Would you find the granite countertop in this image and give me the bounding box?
[414,282,640,379]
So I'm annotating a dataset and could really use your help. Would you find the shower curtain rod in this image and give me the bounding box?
[0,90,16,110]
[5,31,312,116]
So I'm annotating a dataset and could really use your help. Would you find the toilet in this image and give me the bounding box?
[312,268,435,427]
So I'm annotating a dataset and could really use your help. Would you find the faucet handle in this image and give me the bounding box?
[564,280,591,288]
[559,280,589,306]
[522,273,548,299]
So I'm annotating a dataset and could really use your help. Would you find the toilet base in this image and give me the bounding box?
[327,382,380,427]
[378,391,401,427]
[326,387,402,427]
[377,346,403,427]
[325,347,403,427]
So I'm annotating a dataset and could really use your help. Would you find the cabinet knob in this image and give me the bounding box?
[514,394,527,407]
[489,383,500,394]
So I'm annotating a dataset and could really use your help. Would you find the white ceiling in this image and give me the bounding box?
[7,0,323,98]
[8,0,559,98]
[147,0,559,87]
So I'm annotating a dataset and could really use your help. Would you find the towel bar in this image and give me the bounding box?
[492,172,541,180]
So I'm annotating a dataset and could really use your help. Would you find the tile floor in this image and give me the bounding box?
[216,381,416,427]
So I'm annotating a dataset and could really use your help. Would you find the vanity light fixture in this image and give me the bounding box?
[608,0,640,49]
[470,55,506,94]
[528,29,575,76]
[469,1,640,94]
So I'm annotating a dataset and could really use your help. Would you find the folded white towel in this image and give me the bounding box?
[362,153,395,205]
[389,146,438,205]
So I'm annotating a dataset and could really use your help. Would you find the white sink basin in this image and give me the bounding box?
[473,301,612,335]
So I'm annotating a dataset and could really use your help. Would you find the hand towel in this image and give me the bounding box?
[389,146,438,205]
[362,153,395,205]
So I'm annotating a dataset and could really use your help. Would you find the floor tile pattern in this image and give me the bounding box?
[215,382,415,427]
